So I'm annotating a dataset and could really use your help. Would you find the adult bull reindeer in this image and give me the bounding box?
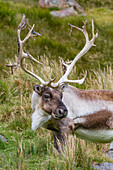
[7,15,113,152]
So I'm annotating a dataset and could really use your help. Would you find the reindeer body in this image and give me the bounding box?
[62,85,113,144]
[31,85,113,146]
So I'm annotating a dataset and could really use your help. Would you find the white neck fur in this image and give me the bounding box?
[31,91,51,130]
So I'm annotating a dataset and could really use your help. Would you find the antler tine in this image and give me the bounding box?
[68,20,89,43]
[51,20,98,88]
[91,19,98,46]
[6,62,18,75]
[18,14,27,30]
[59,56,72,74]
[92,19,95,37]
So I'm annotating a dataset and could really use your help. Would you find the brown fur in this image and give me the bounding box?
[74,110,113,130]
[41,88,63,114]
[70,86,113,101]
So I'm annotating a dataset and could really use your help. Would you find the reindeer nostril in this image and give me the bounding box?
[58,108,68,116]
[58,109,63,115]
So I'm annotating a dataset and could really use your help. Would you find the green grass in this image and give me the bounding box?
[1,0,113,169]
[1,0,113,77]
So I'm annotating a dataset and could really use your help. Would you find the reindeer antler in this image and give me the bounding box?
[50,19,98,87]
[7,14,56,85]
[7,16,98,89]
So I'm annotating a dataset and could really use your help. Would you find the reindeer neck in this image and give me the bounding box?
[62,85,113,119]
[68,85,113,101]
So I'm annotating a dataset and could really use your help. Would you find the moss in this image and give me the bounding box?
[77,0,113,10]
[0,1,16,26]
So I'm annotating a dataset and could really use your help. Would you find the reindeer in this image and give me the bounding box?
[7,15,113,152]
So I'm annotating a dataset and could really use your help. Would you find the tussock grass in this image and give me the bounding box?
[1,57,113,169]
[86,65,113,90]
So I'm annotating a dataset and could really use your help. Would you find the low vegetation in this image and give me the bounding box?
[1,0,113,169]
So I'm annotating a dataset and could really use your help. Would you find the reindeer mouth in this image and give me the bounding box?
[52,113,66,120]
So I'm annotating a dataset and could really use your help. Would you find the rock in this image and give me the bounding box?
[39,0,70,9]
[0,134,8,143]
[92,162,113,170]
[50,7,78,17]
[106,150,113,159]
[39,0,86,17]
[91,151,113,170]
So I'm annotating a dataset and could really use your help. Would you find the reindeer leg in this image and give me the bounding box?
[44,117,74,152]
[53,131,67,153]
[52,118,74,152]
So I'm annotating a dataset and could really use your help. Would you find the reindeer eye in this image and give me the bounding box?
[44,94,51,99]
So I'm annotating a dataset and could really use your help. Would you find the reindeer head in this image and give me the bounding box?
[33,85,68,119]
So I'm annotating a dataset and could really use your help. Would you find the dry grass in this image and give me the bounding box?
[1,56,113,169]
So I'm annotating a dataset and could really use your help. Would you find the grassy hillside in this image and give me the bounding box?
[1,0,113,76]
[1,0,113,169]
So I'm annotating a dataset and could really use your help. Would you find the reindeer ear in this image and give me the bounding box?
[33,85,45,95]
[58,83,68,92]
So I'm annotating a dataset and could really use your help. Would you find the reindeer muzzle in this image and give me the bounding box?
[52,105,68,119]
